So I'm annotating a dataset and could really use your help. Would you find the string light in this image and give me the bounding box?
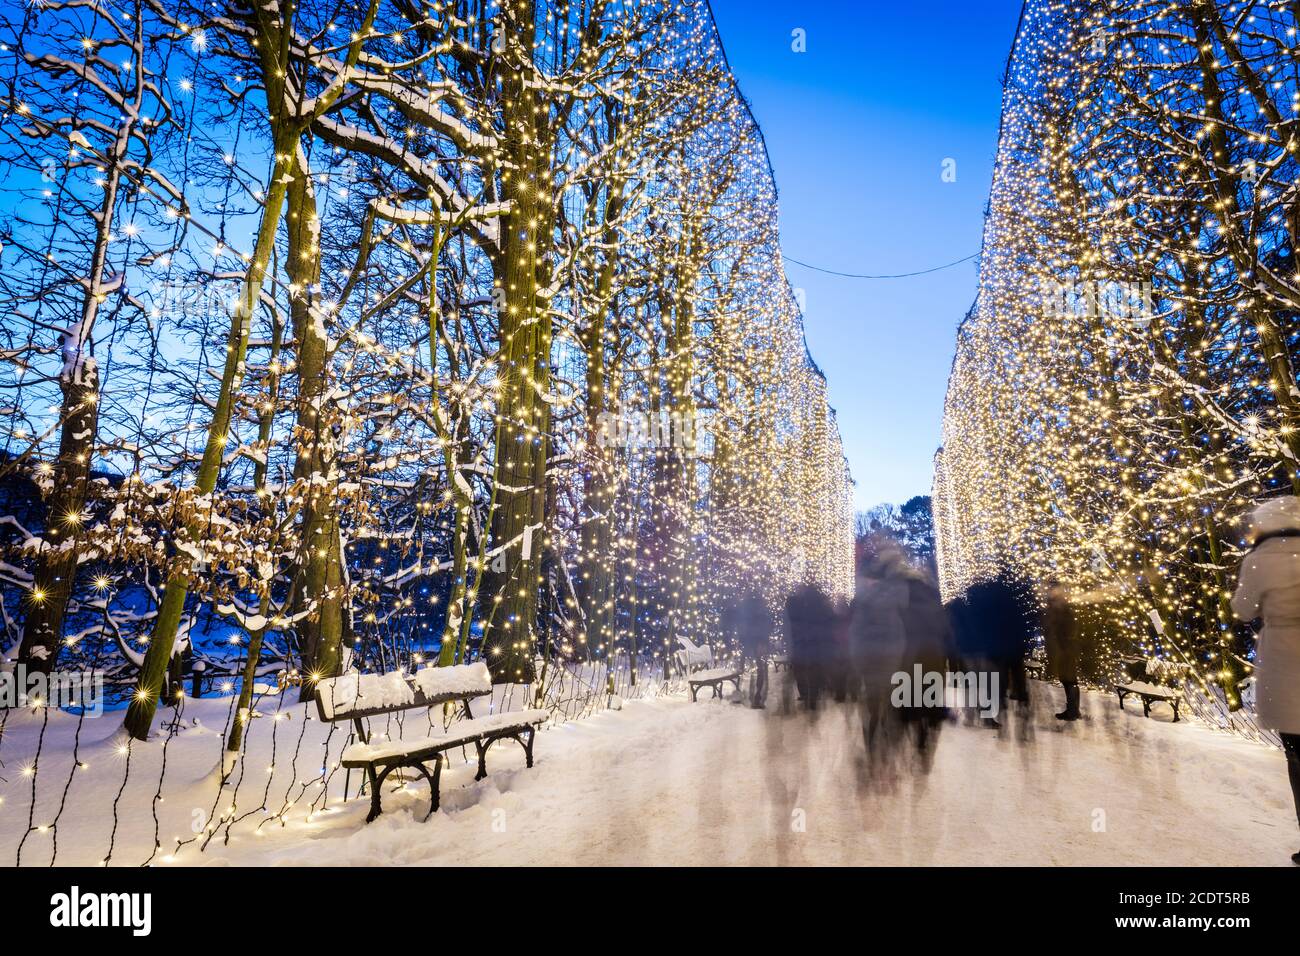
[936,0,1299,722]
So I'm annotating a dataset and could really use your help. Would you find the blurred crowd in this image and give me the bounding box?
[719,542,1065,787]
[720,542,1081,731]
[716,494,1300,865]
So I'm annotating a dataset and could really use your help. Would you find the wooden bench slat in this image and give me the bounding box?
[310,664,546,822]
[1116,680,1177,700]
[341,708,550,766]
[688,666,742,683]
[318,686,491,722]
[1115,681,1182,722]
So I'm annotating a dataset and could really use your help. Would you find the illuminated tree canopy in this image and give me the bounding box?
[0,0,854,742]
[935,0,1300,724]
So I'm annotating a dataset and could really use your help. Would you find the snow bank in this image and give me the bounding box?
[0,655,678,866]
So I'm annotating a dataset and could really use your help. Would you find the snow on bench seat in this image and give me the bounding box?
[412,661,491,699]
[684,665,743,702]
[451,707,550,738]
[343,734,448,765]
[341,709,551,765]
[1117,680,1177,699]
[687,666,741,683]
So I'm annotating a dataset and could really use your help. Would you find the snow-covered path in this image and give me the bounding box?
[172,683,1296,867]
[2,677,1294,866]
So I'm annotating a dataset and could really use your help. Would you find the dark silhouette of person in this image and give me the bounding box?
[848,540,950,776]
[850,548,909,755]
[735,594,774,708]
[828,596,853,702]
[945,593,977,719]
[897,564,952,759]
[1042,581,1081,720]
[785,582,836,710]
[945,595,970,663]
[963,566,1033,726]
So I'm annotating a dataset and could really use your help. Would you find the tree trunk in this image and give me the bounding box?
[16,358,102,675]
[1192,8,1300,490]
[577,194,622,662]
[422,256,474,668]
[283,148,346,702]
[482,0,553,684]
[122,125,297,739]
[16,116,126,674]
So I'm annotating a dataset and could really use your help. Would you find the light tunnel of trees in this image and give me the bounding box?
[0,0,855,741]
[934,0,1300,730]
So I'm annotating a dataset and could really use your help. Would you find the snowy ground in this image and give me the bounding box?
[1,676,1296,866]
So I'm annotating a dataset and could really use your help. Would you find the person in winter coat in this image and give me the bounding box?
[965,567,1034,725]
[945,594,978,721]
[1230,496,1300,866]
[897,564,952,757]
[850,544,913,750]
[1041,581,1081,721]
[785,582,836,709]
[828,596,853,703]
[735,594,774,709]
[945,595,970,662]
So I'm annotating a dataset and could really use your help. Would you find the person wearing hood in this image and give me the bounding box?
[1231,496,1300,866]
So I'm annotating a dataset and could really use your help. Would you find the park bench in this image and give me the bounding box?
[675,637,742,702]
[771,656,790,673]
[314,662,548,822]
[1115,680,1181,721]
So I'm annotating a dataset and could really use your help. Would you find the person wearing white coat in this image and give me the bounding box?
[1230,496,1300,865]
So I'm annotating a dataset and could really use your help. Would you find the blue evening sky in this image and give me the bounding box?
[708,0,1024,510]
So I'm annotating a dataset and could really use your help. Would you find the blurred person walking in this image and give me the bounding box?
[785,581,836,710]
[851,545,911,753]
[1230,496,1300,866]
[964,566,1033,727]
[897,561,952,760]
[945,593,979,723]
[1042,581,1081,721]
[736,593,774,709]
[829,596,853,702]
